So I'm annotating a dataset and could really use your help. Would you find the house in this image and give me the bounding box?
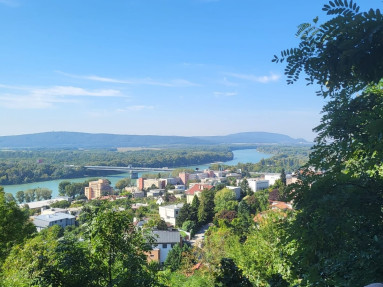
[156,197,165,205]
[147,229,182,264]
[226,186,241,199]
[84,179,113,200]
[33,212,76,232]
[147,189,164,198]
[20,196,71,210]
[40,207,68,215]
[138,178,166,190]
[159,203,184,226]
[248,179,269,192]
[264,173,281,186]
[185,184,213,204]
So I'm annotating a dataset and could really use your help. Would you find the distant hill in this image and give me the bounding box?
[198,132,308,144]
[0,131,308,149]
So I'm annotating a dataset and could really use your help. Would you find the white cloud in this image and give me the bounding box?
[227,72,280,83]
[0,84,127,109]
[117,105,155,112]
[213,91,237,97]
[58,71,199,87]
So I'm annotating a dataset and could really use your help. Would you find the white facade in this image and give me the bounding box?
[159,203,184,226]
[226,186,241,199]
[248,179,269,192]
[151,230,181,264]
[264,173,281,186]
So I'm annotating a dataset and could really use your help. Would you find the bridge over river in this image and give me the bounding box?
[82,166,175,179]
[84,165,174,172]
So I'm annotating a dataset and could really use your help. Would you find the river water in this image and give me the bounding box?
[2,149,271,197]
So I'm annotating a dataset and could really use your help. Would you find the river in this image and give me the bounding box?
[2,149,272,197]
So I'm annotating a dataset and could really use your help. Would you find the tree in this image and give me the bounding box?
[115,177,132,190]
[24,189,35,202]
[4,193,15,203]
[164,243,190,272]
[197,189,215,224]
[59,180,71,196]
[275,1,383,285]
[214,258,252,287]
[176,203,192,228]
[214,188,238,213]
[0,188,36,264]
[16,190,25,204]
[87,208,157,286]
[156,219,168,230]
[240,178,252,197]
[280,168,286,186]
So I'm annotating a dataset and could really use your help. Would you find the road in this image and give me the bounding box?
[189,223,211,247]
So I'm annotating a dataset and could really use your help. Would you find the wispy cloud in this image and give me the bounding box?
[219,77,238,87]
[58,71,199,87]
[227,72,280,83]
[117,105,155,112]
[213,91,237,98]
[0,84,127,109]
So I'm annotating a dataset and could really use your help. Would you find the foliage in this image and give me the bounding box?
[50,200,71,209]
[0,187,36,265]
[214,258,252,287]
[275,1,383,285]
[0,147,233,185]
[197,189,215,224]
[1,225,61,287]
[272,1,383,96]
[164,243,191,272]
[86,208,157,286]
[214,188,238,213]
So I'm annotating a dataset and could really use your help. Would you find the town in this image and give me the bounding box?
[21,167,296,267]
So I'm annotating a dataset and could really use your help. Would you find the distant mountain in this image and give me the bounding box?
[0,131,308,149]
[198,132,308,145]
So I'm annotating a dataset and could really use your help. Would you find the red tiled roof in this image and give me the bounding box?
[185,184,213,195]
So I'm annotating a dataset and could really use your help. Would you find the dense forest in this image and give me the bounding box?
[0,147,233,185]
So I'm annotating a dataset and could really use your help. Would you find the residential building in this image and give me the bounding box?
[185,184,214,204]
[138,178,166,190]
[84,179,113,200]
[40,207,68,215]
[264,173,281,186]
[248,179,269,192]
[147,229,182,264]
[226,186,241,199]
[159,203,184,226]
[147,189,164,197]
[19,196,71,210]
[179,172,189,185]
[33,212,75,232]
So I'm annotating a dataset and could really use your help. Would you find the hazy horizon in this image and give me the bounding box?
[0,0,380,141]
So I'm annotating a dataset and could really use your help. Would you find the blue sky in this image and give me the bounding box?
[0,0,380,141]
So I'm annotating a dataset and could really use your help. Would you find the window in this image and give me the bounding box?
[171,243,175,248]
[162,243,167,248]
[175,211,178,215]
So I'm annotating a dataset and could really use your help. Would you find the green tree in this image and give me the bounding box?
[280,168,286,186]
[87,208,157,286]
[164,243,190,272]
[177,203,192,228]
[198,189,215,224]
[1,225,61,287]
[4,193,15,203]
[214,258,252,287]
[24,189,35,202]
[16,190,25,204]
[240,178,252,197]
[59,180,71,196]
[0,187,36,265]
[115,177,132,190]
[275,1,383,285]
[214,188,238,213]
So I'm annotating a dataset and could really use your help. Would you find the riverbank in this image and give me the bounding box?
[2,149,272,197]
